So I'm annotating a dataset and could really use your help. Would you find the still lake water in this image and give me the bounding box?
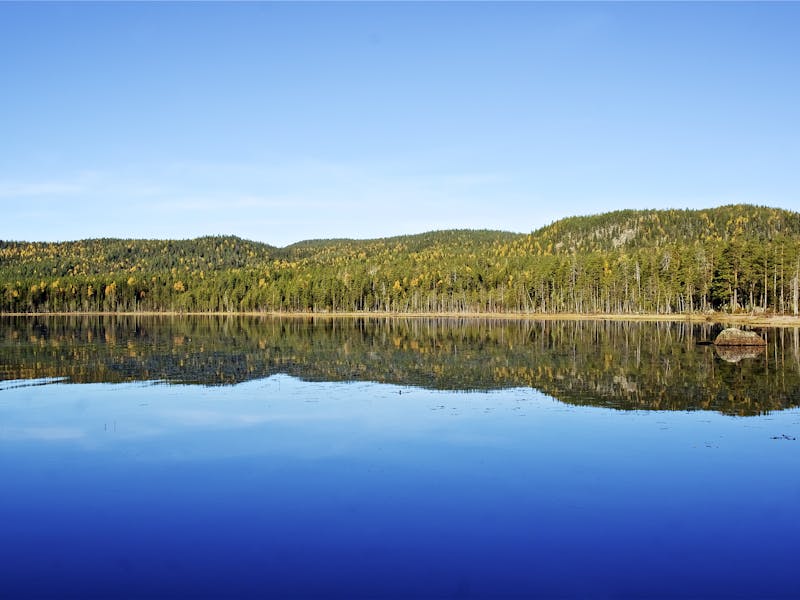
[1,316,799,599]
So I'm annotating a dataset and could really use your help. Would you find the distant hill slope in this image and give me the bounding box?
[1,204,799,314]
[0,235,279,278]
[524,205,800,255]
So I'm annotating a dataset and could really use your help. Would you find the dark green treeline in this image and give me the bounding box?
[2,315,799,416]
[2,205,800,314]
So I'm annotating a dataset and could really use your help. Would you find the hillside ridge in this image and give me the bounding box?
[2,204,799,315]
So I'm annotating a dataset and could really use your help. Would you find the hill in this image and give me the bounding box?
[1,204,799,314]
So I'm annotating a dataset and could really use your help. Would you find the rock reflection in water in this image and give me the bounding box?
[715,344,766,363]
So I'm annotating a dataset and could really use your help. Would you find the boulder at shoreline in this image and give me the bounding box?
[714,328,767,347]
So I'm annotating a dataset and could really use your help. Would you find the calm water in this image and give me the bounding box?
[1,316,799,599]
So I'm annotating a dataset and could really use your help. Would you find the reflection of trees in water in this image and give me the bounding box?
[2,316,800,415]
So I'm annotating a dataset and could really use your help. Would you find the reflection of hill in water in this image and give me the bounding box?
[2,316,800,415]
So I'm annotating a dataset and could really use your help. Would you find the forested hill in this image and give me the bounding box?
[2,204,799,314]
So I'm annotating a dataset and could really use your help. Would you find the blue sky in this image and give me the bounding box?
[1,2,798,246]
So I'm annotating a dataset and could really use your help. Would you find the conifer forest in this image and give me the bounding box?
[2,205,799,315]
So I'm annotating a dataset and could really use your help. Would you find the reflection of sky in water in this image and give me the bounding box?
[1,377,799,598]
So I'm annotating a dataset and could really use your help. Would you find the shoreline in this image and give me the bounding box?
[1,310,799,327]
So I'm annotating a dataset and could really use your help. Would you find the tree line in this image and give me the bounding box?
[2,205,799,315]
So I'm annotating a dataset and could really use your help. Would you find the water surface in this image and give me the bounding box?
[1,316,799,598]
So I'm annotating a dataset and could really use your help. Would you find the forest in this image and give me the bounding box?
[1,204,800,315]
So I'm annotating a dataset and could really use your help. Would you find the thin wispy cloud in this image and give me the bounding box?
[0,181,86,198]
[0,160,520,244]
[0,426,86,441]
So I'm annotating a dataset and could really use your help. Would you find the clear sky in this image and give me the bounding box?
[1,2,798,246]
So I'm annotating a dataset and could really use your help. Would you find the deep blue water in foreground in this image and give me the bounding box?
[1,376,799,599]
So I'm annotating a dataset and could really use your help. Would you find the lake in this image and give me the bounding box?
[1,316,799,598]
